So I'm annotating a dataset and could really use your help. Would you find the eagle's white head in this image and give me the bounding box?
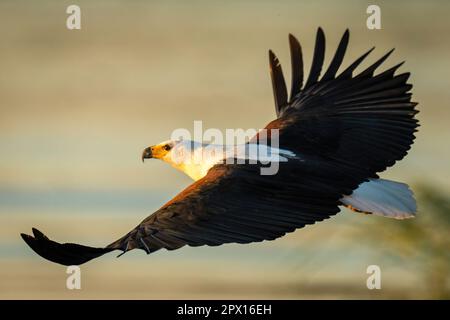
[141,139,179,162]
[142,139,219,180]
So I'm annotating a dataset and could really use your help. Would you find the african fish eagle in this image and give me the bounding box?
[21,28,419,266]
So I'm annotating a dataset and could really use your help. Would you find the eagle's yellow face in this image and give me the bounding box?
[141,141,174,161]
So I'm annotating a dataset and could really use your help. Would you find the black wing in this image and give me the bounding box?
[22,155,365,265]
[107,156,365,256]
[267,27,418,177]
[21,228,114,265]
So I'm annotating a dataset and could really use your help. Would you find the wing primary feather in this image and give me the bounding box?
[140,238,151,253]
[338,47,375,79]
[375,61,405,79]
[21,228,115,266]
[32,227,49,240]
[288,33,304,102]
[321,29,349,81]
[269,50,288,117]
[356,48,395,79]
[304,27,326,89]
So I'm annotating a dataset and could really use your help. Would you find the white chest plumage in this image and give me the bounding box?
[162,141,294,181]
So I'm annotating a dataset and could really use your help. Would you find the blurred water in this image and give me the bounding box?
[0,189,168,211]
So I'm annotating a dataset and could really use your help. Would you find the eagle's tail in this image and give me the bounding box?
[21,228,115,266]
[340,178,417,219]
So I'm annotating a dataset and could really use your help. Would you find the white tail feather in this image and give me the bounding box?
[340,178,417,219]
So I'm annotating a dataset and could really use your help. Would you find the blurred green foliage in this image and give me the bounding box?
[365,184,450,299]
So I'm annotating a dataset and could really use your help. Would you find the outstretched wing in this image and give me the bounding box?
[107,156,365,255]
[22,156,364,265]
[21,228,114,265]
[267,28,418,178]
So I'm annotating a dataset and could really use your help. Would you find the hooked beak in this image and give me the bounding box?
[141,146,153,162]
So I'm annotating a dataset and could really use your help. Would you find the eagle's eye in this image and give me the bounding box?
[163,144,172,151]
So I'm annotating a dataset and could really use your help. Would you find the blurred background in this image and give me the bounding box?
[0,0,449,299]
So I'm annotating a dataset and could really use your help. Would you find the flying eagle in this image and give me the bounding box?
[21,28,419,266]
